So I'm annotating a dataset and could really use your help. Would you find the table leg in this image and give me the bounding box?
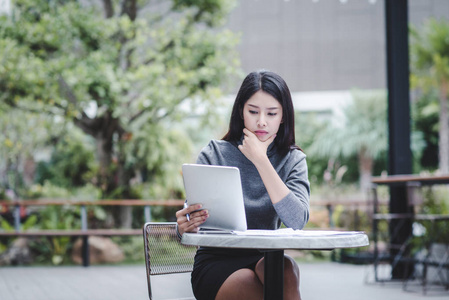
[82,236,89,267]
[264,250,284,300]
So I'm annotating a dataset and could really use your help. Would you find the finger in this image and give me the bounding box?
[176,213,190,226]
[183,213,208,233]
[184,223,200,233]
[243,128,256,138]
[188,215,208,228]
[180,208,208,225]
[177,203,202,218]
[175,209,185,219]
[186,203,203,214]
[190,209,209,220]
[176,204,203,228]
[189,210,209,226]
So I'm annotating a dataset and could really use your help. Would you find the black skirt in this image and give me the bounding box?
[191,247,264,300]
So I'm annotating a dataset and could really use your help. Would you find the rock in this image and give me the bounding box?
[0,237,33,266]
[71,236,124,265]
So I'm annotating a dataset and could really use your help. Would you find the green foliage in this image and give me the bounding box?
[302,90,388,191]
[10,182,104,265]
[29,236,73,265]
[0,212,37,232]
[0,201,80,265]
[331,204,371,233]
[295,112,328,184]
[0,107,65,192]
[112,236,145,264]
[1,0,241,201]
[20,182,105,263]
[27,203,80,265]
[38,205,80,230]
[308,90,388,160]
[296,105,388,187]
[410,17,449,173]
[34,127,97,188]
[25,181,72,199]
[410,18,449,87]
[125,122,193,198]
[411,90,440,170]
[418,186,449,244]
[171,0,237,27]
[0,215,13,231]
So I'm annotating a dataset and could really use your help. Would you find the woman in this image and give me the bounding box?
[176,70,310,300]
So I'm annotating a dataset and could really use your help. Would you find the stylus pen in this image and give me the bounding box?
[184,200,190,221]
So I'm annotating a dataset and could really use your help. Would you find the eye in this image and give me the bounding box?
[249,110,258,115]
[268,112,277,116]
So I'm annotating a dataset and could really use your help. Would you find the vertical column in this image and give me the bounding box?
[13,204,21,232]
[144,205,151,223]
[80,205,89,267]
[385,0,413,279]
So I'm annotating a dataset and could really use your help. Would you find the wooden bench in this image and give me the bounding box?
[0,200,185,266]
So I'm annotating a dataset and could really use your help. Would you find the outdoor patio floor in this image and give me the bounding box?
[0,262,448,300]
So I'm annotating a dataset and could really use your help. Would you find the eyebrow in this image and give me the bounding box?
[248,104,280,110]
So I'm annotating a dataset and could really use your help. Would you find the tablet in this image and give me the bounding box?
[182,164,247,232]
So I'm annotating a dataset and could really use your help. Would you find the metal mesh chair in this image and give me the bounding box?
[143,222,197,300]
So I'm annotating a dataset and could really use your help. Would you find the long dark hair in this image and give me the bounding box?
[222,70,301,155]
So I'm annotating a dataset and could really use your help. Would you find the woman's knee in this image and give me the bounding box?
[216,268,263,300]
[254,256,300,284]
[284,255,300,285]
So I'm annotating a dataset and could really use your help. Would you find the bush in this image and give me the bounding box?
[34,130,97,188]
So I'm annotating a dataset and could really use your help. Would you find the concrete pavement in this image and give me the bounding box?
[0,262,448,300]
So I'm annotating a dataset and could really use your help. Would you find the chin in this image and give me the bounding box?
[259,136,271,142]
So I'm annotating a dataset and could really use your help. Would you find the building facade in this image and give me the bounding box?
[226,0,449,93]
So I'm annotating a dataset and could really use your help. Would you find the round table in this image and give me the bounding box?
[182,230,369,300]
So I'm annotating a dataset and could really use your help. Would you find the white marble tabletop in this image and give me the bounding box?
[181,230,369,250]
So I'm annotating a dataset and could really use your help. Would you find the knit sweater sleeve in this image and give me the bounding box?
[273,151,310,230]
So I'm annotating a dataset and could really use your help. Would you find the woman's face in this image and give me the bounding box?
[242,91,283,142]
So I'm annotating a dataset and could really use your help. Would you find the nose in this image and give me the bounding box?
[257,115,267,127]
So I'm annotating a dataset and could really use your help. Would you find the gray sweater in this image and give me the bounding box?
[196,139,310,230]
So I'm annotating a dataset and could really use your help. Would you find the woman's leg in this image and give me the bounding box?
[215,268,264,300]
[254,255,301,300]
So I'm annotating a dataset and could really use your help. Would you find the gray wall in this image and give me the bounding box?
[226,0,449,93]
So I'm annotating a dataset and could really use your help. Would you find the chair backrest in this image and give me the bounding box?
[143,222,197,300]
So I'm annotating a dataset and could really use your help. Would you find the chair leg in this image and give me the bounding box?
[402,259,412,291]
[422,262,428,295]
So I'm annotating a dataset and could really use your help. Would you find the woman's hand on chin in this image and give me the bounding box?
[238,128,276,165]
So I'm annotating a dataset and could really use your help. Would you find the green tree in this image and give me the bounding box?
[34,126,97,188]
[411,90,439,171]
[0,104,64,192]
[307,90,388,193]
[410,18,449,173]
[0,0,240,226]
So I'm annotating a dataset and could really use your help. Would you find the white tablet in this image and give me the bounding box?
[182,164,247,232]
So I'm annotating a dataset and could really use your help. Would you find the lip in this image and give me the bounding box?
[254,130,268,136]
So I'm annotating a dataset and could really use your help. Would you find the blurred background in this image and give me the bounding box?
[0,0,448,267]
